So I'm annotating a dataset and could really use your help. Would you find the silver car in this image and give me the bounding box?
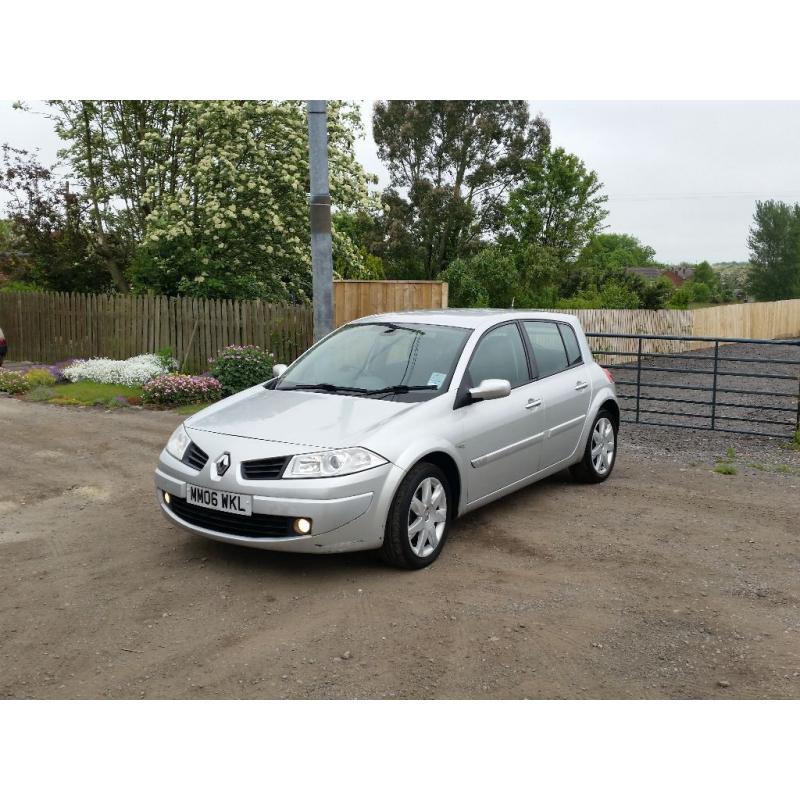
[155,310,618,569]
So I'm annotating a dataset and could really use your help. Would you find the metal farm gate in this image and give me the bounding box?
[587,333,800,439]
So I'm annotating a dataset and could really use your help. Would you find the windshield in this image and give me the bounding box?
[275,322,472,401]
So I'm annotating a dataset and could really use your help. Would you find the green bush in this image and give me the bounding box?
[155,346,178,373]
[25,367,57,387]
[0,369,29,394]
[210,345,275,395]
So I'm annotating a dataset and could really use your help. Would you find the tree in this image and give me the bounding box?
[555,280,642,310]
[332,210,386,279]
[637,276,674,310]
[39,100,378,298]
[575,232,655,277]
[0,145,115,293]
[747,200,800,300]
[372,101,550,278]
[441,246,520,308]
[505,147,607,264]
[566,233,659,298]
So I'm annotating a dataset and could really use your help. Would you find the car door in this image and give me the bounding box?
[521,320,592,468]
[456,323,545,504]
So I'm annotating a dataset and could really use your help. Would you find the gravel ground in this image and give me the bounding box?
[1,397,799,699]
[600,340,800,471]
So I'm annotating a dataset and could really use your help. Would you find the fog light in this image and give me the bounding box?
[293,517,312,535]
[164,492,171,505]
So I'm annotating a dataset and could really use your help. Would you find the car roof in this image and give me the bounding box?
[355,308,579,331]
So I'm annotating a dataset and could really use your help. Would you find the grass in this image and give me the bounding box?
[773,464,800,475]
[21,380,214,414]
[30,381,143,407]
[714,463,737,475]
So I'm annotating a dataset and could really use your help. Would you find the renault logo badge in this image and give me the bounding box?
[215,452,231,477]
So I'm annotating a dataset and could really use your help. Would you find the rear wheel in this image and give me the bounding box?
[380,462,450,569]
[571,410,617,483]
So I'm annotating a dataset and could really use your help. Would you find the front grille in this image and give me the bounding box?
[182,442,209,471]
[168,496,293,538]
[241,455,290,480]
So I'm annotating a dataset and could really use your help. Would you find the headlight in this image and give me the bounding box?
[284,447,387,479]
[166,425,191,461]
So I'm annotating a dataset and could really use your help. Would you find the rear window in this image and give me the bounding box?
[559,323,583,366]
[522,321,569,378]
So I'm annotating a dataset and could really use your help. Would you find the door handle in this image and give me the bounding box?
[575,381,589,391]
[525,398,542,409]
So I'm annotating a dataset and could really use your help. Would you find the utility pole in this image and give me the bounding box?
[307,100,334,341]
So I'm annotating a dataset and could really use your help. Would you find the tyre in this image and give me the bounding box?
[380,462,451,569]
[570,410,617,483]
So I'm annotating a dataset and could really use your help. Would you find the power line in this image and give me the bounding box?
[610,191,800,201]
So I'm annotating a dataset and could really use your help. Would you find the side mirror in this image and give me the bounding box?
[469,378,511,401]
[273,364,288,378]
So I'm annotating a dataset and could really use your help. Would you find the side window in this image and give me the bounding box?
[468,324,529,389]
[559,323,583,366]
[522,321,569,379]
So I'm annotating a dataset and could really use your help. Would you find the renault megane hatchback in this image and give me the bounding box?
[155,310,619,569]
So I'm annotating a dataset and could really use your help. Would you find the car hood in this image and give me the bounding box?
[186,386,419,449]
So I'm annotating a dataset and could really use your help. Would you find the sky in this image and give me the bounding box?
[4,100,800,264]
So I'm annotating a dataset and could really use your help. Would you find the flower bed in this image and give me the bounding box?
[141,374,223,406]
[63,354,173,388]
[25,367,58,387]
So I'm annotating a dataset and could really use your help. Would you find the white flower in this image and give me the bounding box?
[63,354,174,388]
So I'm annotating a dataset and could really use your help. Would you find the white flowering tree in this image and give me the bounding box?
[47,100,378,299]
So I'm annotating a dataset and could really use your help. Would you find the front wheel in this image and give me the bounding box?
[380,462,451,569]
[570,411,617,483]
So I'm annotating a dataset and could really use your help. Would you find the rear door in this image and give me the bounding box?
[456,323,545,503]
[521,320,592,468]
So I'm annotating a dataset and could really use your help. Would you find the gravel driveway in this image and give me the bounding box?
[596,339,800,439]
[1,398,799,699]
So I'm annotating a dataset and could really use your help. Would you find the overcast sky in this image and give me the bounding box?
[4,100,800,264]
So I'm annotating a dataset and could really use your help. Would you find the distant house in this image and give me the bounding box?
[668,265,695,284]
[625,266,694,287]
[625,267,663,282]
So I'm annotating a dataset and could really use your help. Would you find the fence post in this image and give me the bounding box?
[795,371,800,434]
[710,340,720,430]
[635,336,643,423]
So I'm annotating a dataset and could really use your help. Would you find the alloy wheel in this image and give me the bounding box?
[407,476,447,557]
[591,417,615,475]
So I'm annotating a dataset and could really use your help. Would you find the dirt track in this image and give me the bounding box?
[1,398,799,699]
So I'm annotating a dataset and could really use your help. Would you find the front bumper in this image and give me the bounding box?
[154,430,404,554]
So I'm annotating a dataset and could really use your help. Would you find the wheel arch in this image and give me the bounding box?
[599,397,620,430]
[416,450,463,519]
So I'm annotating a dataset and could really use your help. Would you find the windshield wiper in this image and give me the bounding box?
[362,384,438,395]
[277,383,371,394]
[374,321,426,335]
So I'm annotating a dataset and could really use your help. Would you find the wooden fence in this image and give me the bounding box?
[692,299,800,341]
[334,280,448,327]
[1,289,798,373]
[0,292,314,372]
[0,282,449,372]
[540,307,695,361]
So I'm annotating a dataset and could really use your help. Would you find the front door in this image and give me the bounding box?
[456,323,545,504]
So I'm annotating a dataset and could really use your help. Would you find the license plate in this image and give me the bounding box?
[186,485,252,516]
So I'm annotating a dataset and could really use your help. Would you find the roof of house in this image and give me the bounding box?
[625,267,663,281]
